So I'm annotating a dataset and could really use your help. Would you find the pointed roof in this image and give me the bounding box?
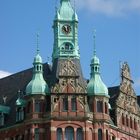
[25,35,49,95]
[87,30,109,97]
[55,0,78,21]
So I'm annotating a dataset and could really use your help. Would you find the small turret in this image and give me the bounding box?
[87,30,109,97]
[26,34,49,95]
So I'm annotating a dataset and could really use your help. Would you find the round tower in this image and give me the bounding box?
[87,30,110,125]
[25,35,49,123]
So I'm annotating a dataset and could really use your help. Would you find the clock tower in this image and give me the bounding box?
[52,0,79,60]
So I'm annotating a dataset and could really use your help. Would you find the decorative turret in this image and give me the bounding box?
[52,0,79,60]
[26,34,49,95]
[87,30,109,97]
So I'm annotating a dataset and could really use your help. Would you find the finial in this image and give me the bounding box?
[74,0,76,12]
[36,32,40,54]
[55,0,58,12]
[18,90,21,98]
[47,56,50,64]
[93,29,96,56]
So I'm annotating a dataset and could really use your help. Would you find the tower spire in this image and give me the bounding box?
[36,32,40,54]
[93,29,96,56]
[87,31,109,97]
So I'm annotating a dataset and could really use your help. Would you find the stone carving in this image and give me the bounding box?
[59,59,79,76]
[51,78,85,94]
[121,62,131,80]
[117,62,140,114]
[51,59,86,94]
[120,62,135,96]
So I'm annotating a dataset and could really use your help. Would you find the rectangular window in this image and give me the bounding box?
[0,113,4,126]
[63,97,68,111]
[35,101,41,112]
[97,101,103,113]
[35,128,39,140]
[71,97,77,111]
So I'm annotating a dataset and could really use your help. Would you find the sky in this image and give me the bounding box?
[0,0,140,95]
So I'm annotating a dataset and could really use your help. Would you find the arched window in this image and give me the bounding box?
[89,128,93,140]
[71,96,77,111]
[97,101,103,113]
[57,128,62,140]
[98,129,102,140]
[63,96,68,111]
[37,65,39,71]
[76,128,83,140]
[35,128,39,140]
[65,126,74,140]
[65,43,70,50]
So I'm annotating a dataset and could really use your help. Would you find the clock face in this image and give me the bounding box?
[62,24,71,34]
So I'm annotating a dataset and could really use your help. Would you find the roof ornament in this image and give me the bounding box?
[2,95,7,104]
[47,56,50,64]
[55,0,58,12]
[74,0,76,12]
[17,90,22,98]
[36,32,40,55]
[93,29,96,56]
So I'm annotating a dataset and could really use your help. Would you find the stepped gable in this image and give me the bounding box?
[0,63,51,126]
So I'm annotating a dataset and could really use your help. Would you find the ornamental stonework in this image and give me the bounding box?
[59,59,79,77]
[117,62,140,114]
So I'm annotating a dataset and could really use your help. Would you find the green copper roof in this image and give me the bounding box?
[16,98,26,106]
[0,105,10,114]
[87,31,109,97]
[26,50,49,95]
[55,0,78,21]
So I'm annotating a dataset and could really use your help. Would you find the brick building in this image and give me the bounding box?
[0,0,140,139]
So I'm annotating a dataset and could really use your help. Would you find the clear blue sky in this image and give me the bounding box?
[0,0,140,95]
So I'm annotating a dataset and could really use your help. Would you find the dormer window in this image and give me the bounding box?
[35,128,39,140]
[16,107,24,122]
[0,105,10,126]
[0,113,4,126]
